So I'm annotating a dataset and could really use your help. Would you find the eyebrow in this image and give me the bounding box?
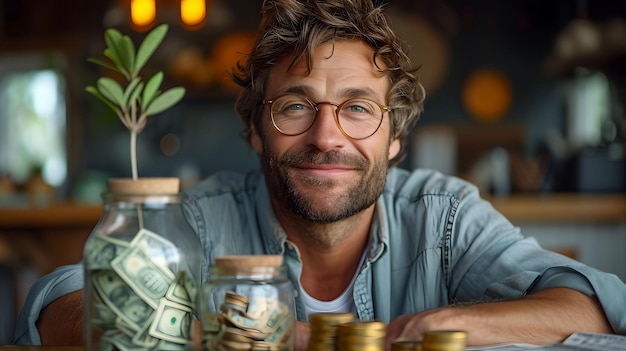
[282,86,381,100]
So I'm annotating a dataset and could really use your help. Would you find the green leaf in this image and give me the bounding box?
[128,82,144,109]
[87,57,121,74]
[97,77,126,108]
[142,71,163,110]
[123,77,142,107]
[86,86,122,115]
[103,49,129,79]
[104,28,123,64]
[144,87,185,116]
[105,29,132,77]
[120,35,136,77]
[135,24,168,74]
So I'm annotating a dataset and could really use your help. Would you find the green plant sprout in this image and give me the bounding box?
[86,24,185,180]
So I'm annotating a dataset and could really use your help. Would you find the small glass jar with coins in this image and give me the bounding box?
[202,255,296,351]
[83,178,202,351]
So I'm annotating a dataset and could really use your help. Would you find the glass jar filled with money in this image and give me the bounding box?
[202,255,296,351]
[83,178,202,351]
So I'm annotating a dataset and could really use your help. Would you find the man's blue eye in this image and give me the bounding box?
[350,105,366,113]
[288,104,306,111]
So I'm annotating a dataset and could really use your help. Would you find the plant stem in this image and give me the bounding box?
[131,129,138,180]
[129,129,144,228]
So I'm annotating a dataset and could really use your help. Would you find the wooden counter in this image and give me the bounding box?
[0,194,625,275]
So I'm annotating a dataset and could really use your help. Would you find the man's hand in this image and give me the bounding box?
[384,288,612,350]
[36,289,83,344]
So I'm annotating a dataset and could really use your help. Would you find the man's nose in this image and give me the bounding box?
[304,103,347,151]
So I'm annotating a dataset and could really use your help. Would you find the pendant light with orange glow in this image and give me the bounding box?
[181,0,206,31]
[130,0,157,30]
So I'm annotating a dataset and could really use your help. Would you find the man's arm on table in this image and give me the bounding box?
[36,289,83,345]
[37,289,610,349]
[385,287,612,349]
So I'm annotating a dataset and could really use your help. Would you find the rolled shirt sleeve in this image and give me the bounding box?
[12,263,84,345]
[449,191,626,334]
[529,265,626,334]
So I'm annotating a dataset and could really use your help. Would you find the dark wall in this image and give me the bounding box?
[1,0,625,195]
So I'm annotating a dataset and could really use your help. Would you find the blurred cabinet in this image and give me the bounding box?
[0,202,101,275]
[0,202,101,342]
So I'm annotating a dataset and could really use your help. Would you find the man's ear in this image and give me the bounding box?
[251,125,263,154]
[388,139,400,160]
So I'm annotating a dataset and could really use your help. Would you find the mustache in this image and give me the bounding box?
[280,150,368,170]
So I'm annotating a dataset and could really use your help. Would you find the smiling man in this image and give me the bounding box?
[13,1,626,350]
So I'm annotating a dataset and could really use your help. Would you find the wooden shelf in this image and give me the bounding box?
[488,193,626,223]
[0,202,102,229]
[0,194,624,229]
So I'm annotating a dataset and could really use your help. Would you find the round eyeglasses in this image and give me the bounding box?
[263,94,391,140]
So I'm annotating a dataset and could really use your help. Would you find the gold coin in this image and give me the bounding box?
[422,330,467,351]
[338,321,386,336]
[391,339,422,351]
[310,312,354,325]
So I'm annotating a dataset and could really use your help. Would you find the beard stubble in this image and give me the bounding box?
[262,148,388,223]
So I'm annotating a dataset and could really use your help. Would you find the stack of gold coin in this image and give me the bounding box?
[422,330,467,351]
[307,312,355,351]
[337,321,386,351]
[391,339,423,351]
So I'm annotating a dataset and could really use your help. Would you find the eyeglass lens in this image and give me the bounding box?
[269,95,384,139]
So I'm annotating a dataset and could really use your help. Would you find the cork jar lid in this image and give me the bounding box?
[215,255,283,268]
[107,178,180,195]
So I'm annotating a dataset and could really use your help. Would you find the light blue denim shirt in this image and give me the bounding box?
[13,167,626,345]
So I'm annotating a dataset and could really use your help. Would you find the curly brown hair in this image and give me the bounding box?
[231,0,426,166]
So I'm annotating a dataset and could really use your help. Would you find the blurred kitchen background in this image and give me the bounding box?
[0,0,625,343]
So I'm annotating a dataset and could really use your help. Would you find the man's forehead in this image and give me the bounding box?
[282,40,386,76]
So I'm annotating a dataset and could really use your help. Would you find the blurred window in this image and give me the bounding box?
[0,55,66,187]
[567,68,611,147]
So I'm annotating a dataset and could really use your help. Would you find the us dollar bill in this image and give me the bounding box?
[103,329,144,351]
[111,245,176,309]
[92,269,154,331]
[85,233,130,270]
[131,320,159,348]
[129,228,180,272]
[165,273,195,308]
[88,228,197,349]
[149,298,193,345]
[92,302,116,328]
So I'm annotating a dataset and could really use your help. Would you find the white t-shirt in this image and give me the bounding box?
[302,251,366,317]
